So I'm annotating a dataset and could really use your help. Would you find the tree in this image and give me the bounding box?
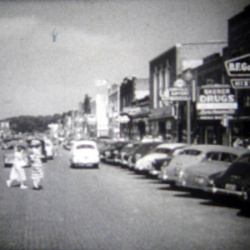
[83,94,91,114]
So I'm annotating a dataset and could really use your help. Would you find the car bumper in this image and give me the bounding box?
[210,187,247,199]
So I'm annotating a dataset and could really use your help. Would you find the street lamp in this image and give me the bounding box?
[183,70,194,144]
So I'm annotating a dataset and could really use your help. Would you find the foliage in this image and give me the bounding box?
[6,114,63,133]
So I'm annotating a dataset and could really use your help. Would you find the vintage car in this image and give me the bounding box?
[70,140,100,168]
[135,143,187,175]
[100,141,129,164]
[210,151,250,202]
[160,144,244,187]
[118,141,141,167]
[129,141,161,171]
[176,146,248,192]
[3,142,30,167]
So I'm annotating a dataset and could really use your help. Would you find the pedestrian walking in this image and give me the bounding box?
[6,145,28,189]
[29,140,44,190]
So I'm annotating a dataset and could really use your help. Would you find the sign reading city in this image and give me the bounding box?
[196,84,237,120]
[225,54,250,77]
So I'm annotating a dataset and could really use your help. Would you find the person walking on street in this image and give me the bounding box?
[6,145,28,189]
[29,140,44,190]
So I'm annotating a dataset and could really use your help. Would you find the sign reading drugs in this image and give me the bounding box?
[196,84,237,119]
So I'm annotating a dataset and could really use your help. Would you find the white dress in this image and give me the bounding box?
[9,151,26,182]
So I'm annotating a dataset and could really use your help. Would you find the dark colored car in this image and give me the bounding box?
[118,141,141,167]
[101,141,129,164]
[211,151,250,202]
[129,141,161,171]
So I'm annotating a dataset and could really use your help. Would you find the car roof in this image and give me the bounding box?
[155,143,187,150]
[73,140,97,146]
[181,144,248,155]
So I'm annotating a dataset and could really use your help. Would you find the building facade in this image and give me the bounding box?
[149,43,225,142]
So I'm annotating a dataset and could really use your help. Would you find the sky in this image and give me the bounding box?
[0,0,249,120]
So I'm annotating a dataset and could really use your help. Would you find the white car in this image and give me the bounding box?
[70,140,100,168]
[135,143,186,175]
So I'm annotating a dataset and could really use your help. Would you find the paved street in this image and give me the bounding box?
[0,146,250,250]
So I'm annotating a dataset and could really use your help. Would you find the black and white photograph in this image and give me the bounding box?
[0,0,250,249]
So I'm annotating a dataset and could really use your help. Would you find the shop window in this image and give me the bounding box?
[237,154,250,163]
[244,95,250,107]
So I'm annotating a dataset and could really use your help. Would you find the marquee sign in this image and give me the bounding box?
[230,78,250,89]
[225,54,250,77]
[196,84,237,120]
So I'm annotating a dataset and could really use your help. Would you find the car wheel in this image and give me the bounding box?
[70,164,75,168]
[93,164,99,169]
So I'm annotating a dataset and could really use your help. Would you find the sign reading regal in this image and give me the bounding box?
[225,54,250,77]
[196,84,237,120]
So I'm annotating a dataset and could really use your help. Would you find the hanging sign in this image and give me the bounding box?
[196,84,237,120]
[225,54,250,77]
[161,79,190,101]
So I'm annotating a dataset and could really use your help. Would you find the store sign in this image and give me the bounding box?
[230,78,250,89]
[123,106,141,115]
[225,54,250,77]
[196,84,237,120]
[162,79,190,101]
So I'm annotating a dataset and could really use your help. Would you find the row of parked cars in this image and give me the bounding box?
[99,139,250,211]
[1,136,56,168]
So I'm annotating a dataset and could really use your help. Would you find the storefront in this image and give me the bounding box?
[196,83,238,145]
[149,106,176,141]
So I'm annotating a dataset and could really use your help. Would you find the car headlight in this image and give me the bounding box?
[135,153,141,161]
[208,179,214,186]
[178,169,184,179]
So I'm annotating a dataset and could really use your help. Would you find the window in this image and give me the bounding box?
[221,153,237,163]
[180,150,201,156]
[154,148,171,154]
[237,154,250,163]
[77,145,95,149]
[206,152,221,161]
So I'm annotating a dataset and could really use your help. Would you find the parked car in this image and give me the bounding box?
[129,141,161,171]
[176,147,248,192]
[70,140,99,168]
[210,151,250,202]
[134,143,186,175]
[100,141,129,164]
[119,141,141,167]
[148,143,187,177]
[3,142,30,167]
[160,144,243,186]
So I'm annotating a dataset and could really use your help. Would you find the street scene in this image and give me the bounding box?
[0,144,250,250]
[0,1,250,250]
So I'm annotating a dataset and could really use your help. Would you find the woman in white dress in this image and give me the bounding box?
[6,145,28,189]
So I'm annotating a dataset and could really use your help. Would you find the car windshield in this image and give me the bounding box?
[76,144,95,149]
[180,149,201,156]
[154,148,171,154]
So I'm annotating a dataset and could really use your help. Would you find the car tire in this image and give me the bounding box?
[93,164,99,169]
